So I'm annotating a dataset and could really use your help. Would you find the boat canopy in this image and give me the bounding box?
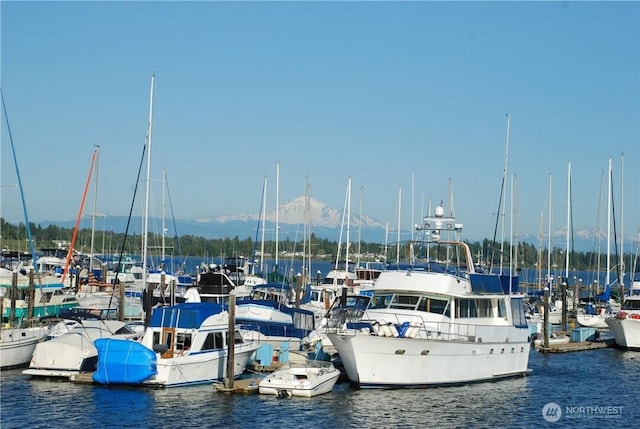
[149,303,225,329]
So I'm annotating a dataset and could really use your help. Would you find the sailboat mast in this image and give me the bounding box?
[547,172,552,296]
[260,176,267,274]
[1,90,38,267]
[142,74,155,290]
[346,176,352,269]
[509,174,514,293]
[565,161,571,281]
[303,177,311,281]
[162,168,166,266]
[537,211,543,289]
[357,186,363,266]
[500,114,511,275]
[606,156,612,286]
[620,152,625,298]
[411,172,415,242]
[396,186,401,265]
[275,163,279,270]
[89,145,100,272]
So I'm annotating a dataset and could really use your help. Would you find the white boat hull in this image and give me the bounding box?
[258,361,340,397]
[576,313,609,329]
[328,333,530,388]
[0,327,45,369]
[605,315,640,350]
[23,320,137,378]
[145,342,260,387]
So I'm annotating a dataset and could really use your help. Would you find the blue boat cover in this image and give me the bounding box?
[93,338,157,384]
[596,285,611,302]
[149,302,226,329]
[468,273,504,294]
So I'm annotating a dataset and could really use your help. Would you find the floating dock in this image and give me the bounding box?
[537,339,614,353]
[69,372,96,384]
[214,378,262,394]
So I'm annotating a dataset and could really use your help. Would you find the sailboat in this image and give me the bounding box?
[320,177,358,290]
[578,157,620,329]
[0,89,48,368]
[606,234,640,350]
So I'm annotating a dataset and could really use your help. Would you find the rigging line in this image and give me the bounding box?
[164,172,181,257]
[251,177,267,274]
[62,149,97,285]
[489,114,511,275]
[609,163,622,293]
[569,169,575,273]
[0,88,38,268]
[113,127,148,287]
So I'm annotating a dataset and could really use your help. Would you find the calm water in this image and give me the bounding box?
[2,348,638,428]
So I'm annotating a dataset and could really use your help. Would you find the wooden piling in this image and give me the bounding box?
[224,290,236,390]
[543,287,549,349]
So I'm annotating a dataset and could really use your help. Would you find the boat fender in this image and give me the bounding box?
[388,322,399,337]
[378,320,392,337]
[407,322,421,338]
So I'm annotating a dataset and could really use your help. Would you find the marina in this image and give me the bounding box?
[1,4,637,427]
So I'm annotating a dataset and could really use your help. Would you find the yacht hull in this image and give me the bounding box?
[328,333,531,388]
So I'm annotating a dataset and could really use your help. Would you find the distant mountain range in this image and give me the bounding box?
[39,196,636,253]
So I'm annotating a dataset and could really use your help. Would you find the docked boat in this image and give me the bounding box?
[92,302,261,387]
[1,273,79,321]
[326,203,531,388]
[23,319,139,378]
[576,284,617,329]
[576,304,613,329]
[0,324,46,369]
[605,274,640,350]
[235,283,316,351]
[258,359,340,397]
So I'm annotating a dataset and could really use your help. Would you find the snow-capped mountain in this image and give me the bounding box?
[195,196,386,229]
[38,196,637,251]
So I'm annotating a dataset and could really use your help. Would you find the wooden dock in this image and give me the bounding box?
[537,339,614,353]
[214,378,262,394]
[69,372,96,384]
[245,361,285,373]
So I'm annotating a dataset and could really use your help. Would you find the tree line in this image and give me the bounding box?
[0,218,625,272]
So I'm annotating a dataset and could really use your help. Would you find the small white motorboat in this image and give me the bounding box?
[258,360,340,398]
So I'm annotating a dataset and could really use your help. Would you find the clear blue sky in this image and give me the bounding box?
[1,1,638,245]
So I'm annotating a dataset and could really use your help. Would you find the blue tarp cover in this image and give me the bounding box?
[93,338,157,384]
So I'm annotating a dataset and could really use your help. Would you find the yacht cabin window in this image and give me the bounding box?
[370,293,450,317]
[456,298,497,318]
[509,298,528,328]
[202,332,225,350]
